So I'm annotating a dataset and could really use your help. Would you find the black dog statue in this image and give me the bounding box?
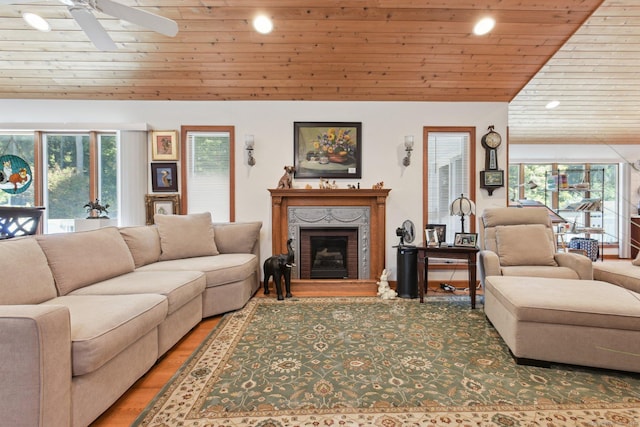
[263,238,294,300]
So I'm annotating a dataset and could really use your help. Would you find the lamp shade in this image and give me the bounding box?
[450,194,476,217]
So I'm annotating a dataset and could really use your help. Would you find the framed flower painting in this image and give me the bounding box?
[293,122,362,179]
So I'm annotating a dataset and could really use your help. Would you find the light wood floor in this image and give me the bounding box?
[90,282,470,426]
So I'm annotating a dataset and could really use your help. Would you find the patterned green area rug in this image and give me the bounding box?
[134,297,640,426]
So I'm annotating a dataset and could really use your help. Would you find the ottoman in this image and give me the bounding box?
[484,275,640,373]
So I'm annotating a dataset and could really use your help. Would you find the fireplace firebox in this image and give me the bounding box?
[300,228,358,279]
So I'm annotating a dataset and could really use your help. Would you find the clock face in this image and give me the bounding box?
[483,131,502,148]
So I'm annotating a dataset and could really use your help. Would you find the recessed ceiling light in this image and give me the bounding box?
[253,15,273,34]
[22,12,50,32]
[545,100,560,109]
[473,17,495,36]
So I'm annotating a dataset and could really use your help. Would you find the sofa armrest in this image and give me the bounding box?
[213,221,262,256]
[0,305,72,427]
[554,252,594,280]
[479,250,501,286]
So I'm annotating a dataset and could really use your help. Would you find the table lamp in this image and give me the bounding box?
[450,193,476,233]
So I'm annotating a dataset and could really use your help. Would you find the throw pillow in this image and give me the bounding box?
[119,225,161,268]
[213,221,262,254]
[495,224,557,266]
[155,212,219,261]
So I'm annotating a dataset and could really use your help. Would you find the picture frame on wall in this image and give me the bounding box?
[145,194,180,225]
[151,162,178,192]
[151,130,179,161]
[293,121,362,179]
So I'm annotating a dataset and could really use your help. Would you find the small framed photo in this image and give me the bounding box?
[145,194,180,225]
[454,232,478,248]
[426,224,446,244]
[481,170,504,187]
[151,130,179,161]
[151,162,178,192]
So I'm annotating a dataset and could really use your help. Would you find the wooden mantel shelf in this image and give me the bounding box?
[269,188,391,282]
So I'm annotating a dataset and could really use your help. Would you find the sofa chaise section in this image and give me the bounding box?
[484,275,640,373]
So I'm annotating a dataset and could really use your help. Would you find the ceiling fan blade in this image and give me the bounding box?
[94,0,178,37]
[69,7,117,51]
[0,0,40,4]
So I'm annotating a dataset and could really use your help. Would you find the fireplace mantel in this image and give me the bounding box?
[269,188,390,283]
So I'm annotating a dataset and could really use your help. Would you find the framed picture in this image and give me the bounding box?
[151,162,178,192]
[151,130,179,161]
[426,224,447,244]
[293,122,362,179]
[481,170,504,186]
[454,232,478,248]
[145,194,180,225]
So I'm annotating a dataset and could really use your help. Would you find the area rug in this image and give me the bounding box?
[134,297,640,426]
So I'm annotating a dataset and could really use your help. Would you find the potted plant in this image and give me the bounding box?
[83,199,110,219]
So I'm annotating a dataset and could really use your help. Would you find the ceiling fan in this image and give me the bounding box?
[2,0,178,51]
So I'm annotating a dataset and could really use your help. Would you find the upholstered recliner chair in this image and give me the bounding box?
[479,207,593,286]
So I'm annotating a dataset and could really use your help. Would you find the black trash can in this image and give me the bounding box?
[396,245,418,298]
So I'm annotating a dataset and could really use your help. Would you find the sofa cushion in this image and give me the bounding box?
[495,224,557,267]
[119,225,161,268]
[213,221,261,254]
[138,253,257,288]
[43,294,167,376]
[37,227,135,296]
[593,261,640,294]
[69,270,206,315]
[0,237,57,304]
[155,212,219,261]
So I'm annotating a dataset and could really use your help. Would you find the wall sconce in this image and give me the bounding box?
[402,135,414,166]
[245,135,256,166]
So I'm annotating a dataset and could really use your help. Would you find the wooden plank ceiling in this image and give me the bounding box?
[4,0,636,146]
[509,0,640,145]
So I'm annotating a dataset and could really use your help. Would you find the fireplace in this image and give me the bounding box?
[269,189,390,283]
[300,228,358,279]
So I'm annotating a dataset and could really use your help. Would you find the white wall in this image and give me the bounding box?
[0,99,509,279]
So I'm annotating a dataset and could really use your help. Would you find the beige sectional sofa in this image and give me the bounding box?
[0,212,261,427]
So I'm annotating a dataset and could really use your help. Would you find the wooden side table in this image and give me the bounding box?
[416,244,480,308]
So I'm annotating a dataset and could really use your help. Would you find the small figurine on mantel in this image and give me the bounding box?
[377,269,397,300]
[372,181,384,190]
[277,166,295,189]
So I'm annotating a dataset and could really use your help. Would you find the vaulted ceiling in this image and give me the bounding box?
[2,0,637,146]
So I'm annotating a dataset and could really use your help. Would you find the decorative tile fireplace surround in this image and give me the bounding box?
[269,189,390,283]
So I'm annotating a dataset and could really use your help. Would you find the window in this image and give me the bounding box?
[424,127,476,241]
[508,162,618,244]
[0,131,119,233]
[181,126,235,222]
[43,133,91,232]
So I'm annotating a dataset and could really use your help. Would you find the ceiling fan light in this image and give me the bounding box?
[546,100,560,109]
[253,15,273,34]
[22,12,51,32]
[473,17,495,35]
